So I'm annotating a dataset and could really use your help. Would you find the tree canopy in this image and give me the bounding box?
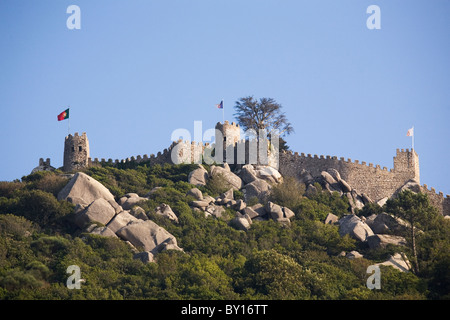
[233,96,294,137]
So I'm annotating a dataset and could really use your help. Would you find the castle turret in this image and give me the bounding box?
[393,148,420,183]
[63,132,90,172]
[215,121,241,163]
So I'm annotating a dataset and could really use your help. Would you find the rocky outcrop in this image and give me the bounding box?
[130,206,148,221]
[240,164,258,184]
[244,179,271,202]
[106,211,139,233]
[59,172,183,258]
[186,188,203,200]
[338,214,374,242]
[118,193,148,210]
[324,213,339,225]
[367,234,407,249]
[255,166,282,184]
[230,213,252,231]
[116,220,181,253]
[375,253,411,272]
[265,201,295,224]
[188,164,209,186]
[210,165,244,190]
[88,225,118,238]
[345,251,363,259]
[74,198,117,228]
[366,212,409,235]
[155,203,178,223]
[58,172,121,213]
[134,251,154,264]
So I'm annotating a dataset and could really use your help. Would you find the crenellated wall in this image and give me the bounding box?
[278,148,420,203]
[63,131,448,216]
[420,184,450,217]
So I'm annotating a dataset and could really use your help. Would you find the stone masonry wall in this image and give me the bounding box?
[278,149,418,203]
[82,133,449,216]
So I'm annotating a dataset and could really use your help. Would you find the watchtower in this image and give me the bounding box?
[393,148,420,183]
[63,132,90,172]
[215,121,241,163]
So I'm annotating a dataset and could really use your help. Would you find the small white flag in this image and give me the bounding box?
[406,127,414,137]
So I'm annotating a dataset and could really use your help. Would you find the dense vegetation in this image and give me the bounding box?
[0,163,448,300]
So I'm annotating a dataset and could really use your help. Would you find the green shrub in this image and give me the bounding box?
[269,176,305,211]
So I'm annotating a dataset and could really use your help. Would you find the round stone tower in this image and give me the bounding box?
[63,132,90,172]
[215,121,241,163]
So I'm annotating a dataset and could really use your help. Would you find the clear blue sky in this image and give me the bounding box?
[0,1,449,196]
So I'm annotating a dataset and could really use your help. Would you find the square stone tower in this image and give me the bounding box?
[393,148,420,183]
[63,132,90,172]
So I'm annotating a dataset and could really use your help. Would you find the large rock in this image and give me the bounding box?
[205,204,225,219]
[186,188,203,200]
[210,165,244,190]
[265,201,295,222]
[229,214,252,231]
[116,220,180,253]
[191,200,210,209]
[58,172,121,213]
[369,212,409,234]
[221,188,234,201]
[305,184,318,198]
[155,203,178,223]
[246,203,267,219]
[150,237,183,255]
[89,225,118,238]
[244,179,271,202]
[107,211,139,233]
[241,207,260,219]
[350,190,365,210]
[240,164,258,184]
[321,171,337,185]
[338,178,352,193]
[367,234,407,249]
[346,251,363,259]
[74,198,116,228]
[338,214,374,242]
[326,168,342,182]
[134,251,155,264]
[188,164,209,186]
[255,166,282,184]
[375,253,411,272]
[299,169,314,185]
[130,206,148,221]
[394,179,421,196]
[324,213,339,225]
[119,193,148,210]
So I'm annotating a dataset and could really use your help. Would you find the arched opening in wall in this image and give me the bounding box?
[79,146,82,152]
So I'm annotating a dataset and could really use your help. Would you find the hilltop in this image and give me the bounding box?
[0,160,449,300]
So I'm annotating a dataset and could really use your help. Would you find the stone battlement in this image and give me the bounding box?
[60,126,447,216]
[278,148,420,205]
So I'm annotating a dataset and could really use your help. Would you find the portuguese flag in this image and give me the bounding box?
[57,108,69,121]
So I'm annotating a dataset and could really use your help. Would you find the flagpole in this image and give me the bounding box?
[412,126,414,151]
[222,99,224,123]
[68,106,70,135]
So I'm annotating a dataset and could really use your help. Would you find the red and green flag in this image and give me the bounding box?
[57,108,69,121]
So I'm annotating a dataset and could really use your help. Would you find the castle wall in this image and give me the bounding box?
[420,185,450,216]
[279,149,418,203]
[69,129,448,216]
